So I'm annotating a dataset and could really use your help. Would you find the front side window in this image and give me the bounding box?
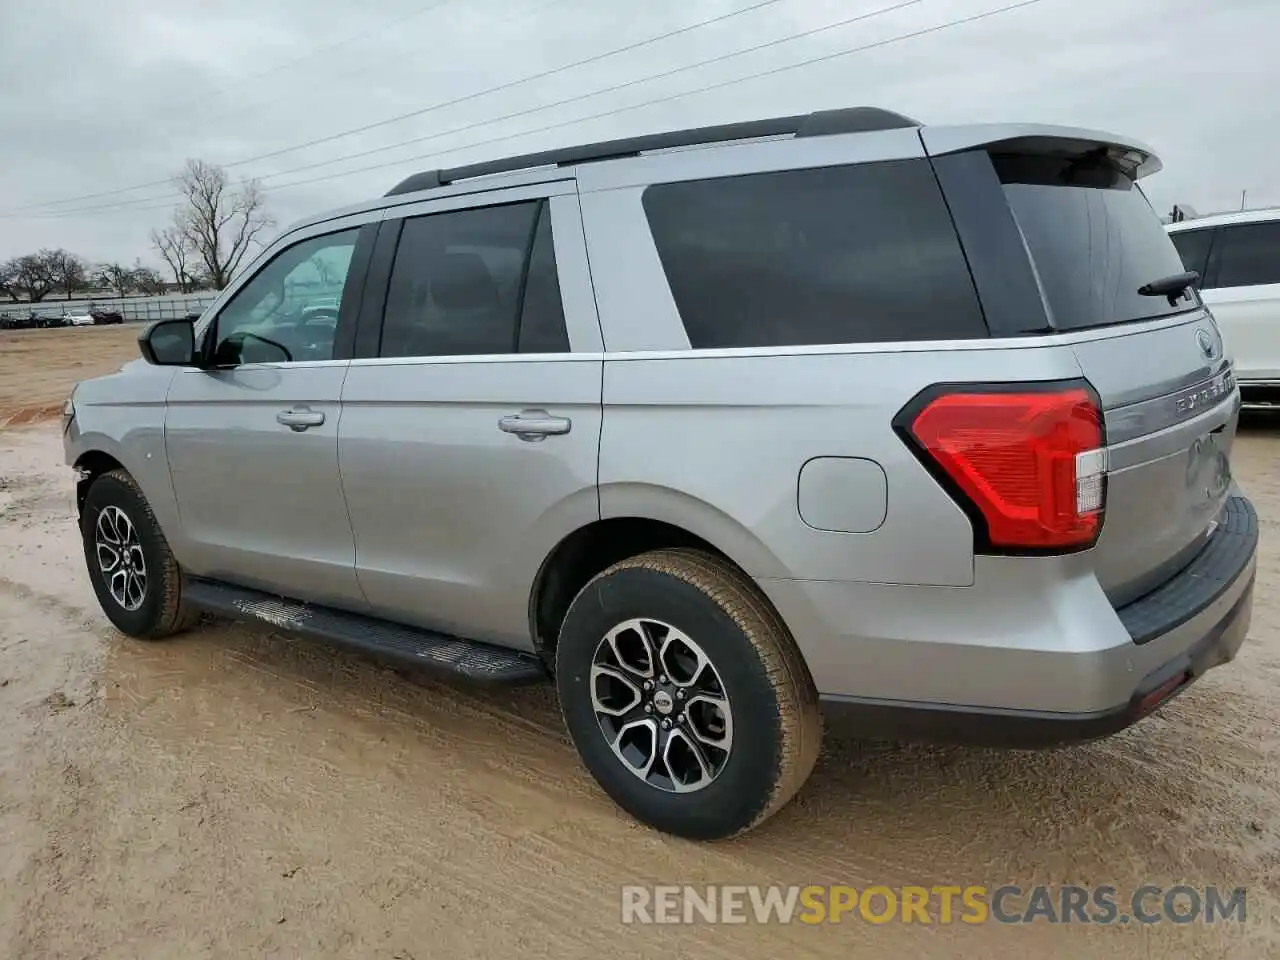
[379,199,569,358]
[212,229,359,364]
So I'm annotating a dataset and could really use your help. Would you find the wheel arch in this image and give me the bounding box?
[73,446,127,518]
[70,429,187,571]
[527,491,788,671]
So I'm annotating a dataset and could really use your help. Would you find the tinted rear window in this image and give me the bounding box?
[993,154,1199,331]
[642,160,987,349]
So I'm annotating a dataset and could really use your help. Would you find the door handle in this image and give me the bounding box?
[498,409,571,441]
[276,408,325,432]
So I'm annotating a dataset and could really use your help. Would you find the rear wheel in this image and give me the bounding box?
[556,548,821,840]
[81,469,199,640]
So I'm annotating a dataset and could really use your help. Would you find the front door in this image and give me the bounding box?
[339,187,604,648]
[165,222,376,609]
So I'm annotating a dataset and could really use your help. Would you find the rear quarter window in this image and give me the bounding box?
[641,159,988,349]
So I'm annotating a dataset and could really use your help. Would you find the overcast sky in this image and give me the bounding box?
[0,0,1273,267]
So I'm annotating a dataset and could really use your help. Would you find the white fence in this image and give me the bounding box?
[3,292,218,323]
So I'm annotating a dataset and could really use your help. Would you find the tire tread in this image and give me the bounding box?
[579,547,822,837]
[94,469,199,639]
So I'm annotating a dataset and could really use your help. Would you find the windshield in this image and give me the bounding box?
[993,153,1200,331]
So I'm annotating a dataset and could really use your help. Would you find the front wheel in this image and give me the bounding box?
[556,548,822,840]
[81,469,199,640]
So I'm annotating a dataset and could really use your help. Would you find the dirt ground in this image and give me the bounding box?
[1,326,1278,958]
[0,325,141,427]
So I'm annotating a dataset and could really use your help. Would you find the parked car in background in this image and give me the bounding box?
[0,310,53,329]
[91,309,125,325]
[1168,209,1280,405]
[63,107,1256,841]
[63,310,95,327]
[299,297,340,322]
[39,313,69,328]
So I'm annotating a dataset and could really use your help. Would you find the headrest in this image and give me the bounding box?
[431,252,499,311]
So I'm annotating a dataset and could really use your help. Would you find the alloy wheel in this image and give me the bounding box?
[95,505,147,611]
[589,617,734,793]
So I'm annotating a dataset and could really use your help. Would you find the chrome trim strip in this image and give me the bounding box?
[181,311,1212,368]
[345,353,603,367]
[595,311,1207,361]
[1106,367,1237,447]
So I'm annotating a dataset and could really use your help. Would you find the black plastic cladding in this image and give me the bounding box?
[927,150,1054,338]
[383,106,922,196]
[891,378,1108,557]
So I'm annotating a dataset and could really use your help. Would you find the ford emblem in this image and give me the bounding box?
[1197,329,1218,360]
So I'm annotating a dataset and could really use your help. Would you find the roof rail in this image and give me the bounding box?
[383,106,921,197]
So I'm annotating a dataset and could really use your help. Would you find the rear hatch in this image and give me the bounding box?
[929,131,1238,605]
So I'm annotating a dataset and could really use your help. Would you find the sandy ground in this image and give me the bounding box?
[1,327,1278,958]
[0,325,141,427]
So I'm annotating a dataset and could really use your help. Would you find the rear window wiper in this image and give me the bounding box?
[1138,270,1199,306]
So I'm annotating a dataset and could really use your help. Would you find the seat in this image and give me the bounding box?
[401,251,514,357]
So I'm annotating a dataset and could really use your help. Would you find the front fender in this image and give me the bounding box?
[65,365,186,559]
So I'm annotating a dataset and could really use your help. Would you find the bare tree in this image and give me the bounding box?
[45,248,89,299]
[7,252,58,302]
[308,253,338,287]
[174,159,273,290]
[132,263,168,295]
[0,259,15,301]
[151,222,195,293]
[96,263,137,298]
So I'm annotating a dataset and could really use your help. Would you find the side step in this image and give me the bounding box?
[183,578,548,685]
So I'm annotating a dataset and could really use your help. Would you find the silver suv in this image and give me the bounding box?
[64,107,1258,840]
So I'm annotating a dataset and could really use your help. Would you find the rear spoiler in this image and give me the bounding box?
[920,123,1162,180]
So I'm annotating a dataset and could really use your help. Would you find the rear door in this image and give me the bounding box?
[932,138,1238,605]
[338,184,603,649]
[1198,220,1280,383]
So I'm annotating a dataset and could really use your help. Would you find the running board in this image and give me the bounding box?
[182,578,548,685]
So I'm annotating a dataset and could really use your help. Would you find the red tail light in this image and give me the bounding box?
[897,383,1106,552]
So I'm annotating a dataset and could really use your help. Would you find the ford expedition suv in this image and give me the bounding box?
[63,107,1257,840]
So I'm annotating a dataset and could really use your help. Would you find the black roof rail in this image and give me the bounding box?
[385,170,444,195]
[383,106,920,197]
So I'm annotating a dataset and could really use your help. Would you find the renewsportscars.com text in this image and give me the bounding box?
[620,884,1247,926]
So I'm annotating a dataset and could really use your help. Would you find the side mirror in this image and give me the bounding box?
[138,318,196,366]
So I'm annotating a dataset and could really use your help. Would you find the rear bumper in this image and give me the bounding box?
[759,494,1258,747]
[819,577,1252,747]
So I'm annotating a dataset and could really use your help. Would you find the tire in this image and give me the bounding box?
[80,468,199,640]
[556,547,822,840]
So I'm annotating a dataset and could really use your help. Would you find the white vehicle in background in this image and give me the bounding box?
[1168,209,1280,406]
[62,310,95,327]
